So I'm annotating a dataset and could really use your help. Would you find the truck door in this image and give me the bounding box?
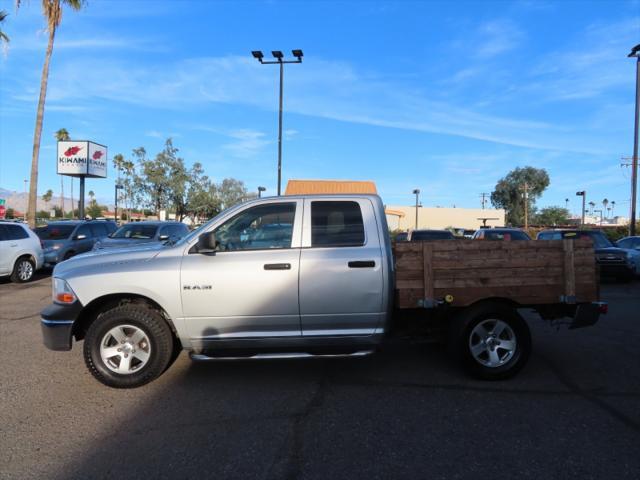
[299,199,384,336]
[181,199,303,341]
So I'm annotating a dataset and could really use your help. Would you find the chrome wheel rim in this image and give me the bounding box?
[17,261,33,281]
[469,319,517,368]
[100,324,151,375]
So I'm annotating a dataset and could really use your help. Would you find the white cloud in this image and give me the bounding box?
[475,20,524,58]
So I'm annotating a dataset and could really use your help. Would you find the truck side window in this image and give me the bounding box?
[311,201,365,247]
[214,203,296,251]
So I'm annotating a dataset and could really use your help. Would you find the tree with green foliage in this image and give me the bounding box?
[42,189,53,204]
[5,207,14,219]
[533,206,570,226]
[37,209,51,219]
[86,203,105,219]
[16,0,86,227]
[491,166,550,226]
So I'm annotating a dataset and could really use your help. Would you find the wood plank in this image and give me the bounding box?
[563,239,576,301]
[422,242,434,303]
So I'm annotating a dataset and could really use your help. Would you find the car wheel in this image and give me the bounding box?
[10,257,35,283]
[83,303,175,388]
[449,301,531,380]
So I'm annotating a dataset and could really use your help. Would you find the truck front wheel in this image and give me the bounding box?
[83,303,175,388]
[450,302,531,380]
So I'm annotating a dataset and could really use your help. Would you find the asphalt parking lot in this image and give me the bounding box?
[1,274,639,480]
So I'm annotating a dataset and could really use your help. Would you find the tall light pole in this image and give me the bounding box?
[576,191,586,227]
[23,179,28,221]
[251,49,303,196]
[412,189,420,229]
[628,44,640,236]
[258,186,266,198]
[115,184,123,222]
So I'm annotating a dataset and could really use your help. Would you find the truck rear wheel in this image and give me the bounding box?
[83,303,175,388]
[450,302,531,380]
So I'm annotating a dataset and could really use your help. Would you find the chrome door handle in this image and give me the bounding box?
[10,243,18,247]
[264,263,291,270]
[348,260,375,268]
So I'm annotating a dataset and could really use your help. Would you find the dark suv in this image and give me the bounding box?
[36,220,117,265]
[537,229,634,281]
[472,228,531,240]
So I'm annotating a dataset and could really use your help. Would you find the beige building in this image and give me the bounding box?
[283,179,504,231]
[385,205,505,231]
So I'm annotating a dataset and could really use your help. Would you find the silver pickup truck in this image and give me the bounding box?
[41,195,603,388]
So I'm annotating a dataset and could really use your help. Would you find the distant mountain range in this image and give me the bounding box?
[0,187,113,213]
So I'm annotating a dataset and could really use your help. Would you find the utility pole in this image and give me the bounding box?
[628,44,640,236]
[480,192,489,209]
[412,189,420,229]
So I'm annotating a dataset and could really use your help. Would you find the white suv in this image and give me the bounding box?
[0,221,44,283]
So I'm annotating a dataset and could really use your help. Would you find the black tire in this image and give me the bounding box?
[449,301,531,380]
[10,257,35,283]
[83,303,175,388]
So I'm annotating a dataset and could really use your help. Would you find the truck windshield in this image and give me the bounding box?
[36,225,75,240]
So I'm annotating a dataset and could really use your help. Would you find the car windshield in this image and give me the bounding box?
[111,224,158,239]
[35,225,75,240]
[485,230,531,240]
[412,231,453,241]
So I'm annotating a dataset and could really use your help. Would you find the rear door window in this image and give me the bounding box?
[4,224,29,240]
[311,201,365,247]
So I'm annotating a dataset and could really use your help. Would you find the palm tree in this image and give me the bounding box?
[0,10,10,45]
[602,198,609,218]
[17,0,86,227]
[88,190,95,205]
[588,201,596,214]
[54,128,69,213]
[611,200,616,218]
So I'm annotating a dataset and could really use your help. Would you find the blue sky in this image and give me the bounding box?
[0,0,638,216]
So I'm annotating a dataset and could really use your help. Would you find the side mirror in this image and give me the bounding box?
[75,234,87,240]
[196,231,218,254]
[159,234,169,241]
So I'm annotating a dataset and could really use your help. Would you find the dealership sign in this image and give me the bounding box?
[57,141,107,178]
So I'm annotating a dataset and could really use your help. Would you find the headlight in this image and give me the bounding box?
[53,278,77,304]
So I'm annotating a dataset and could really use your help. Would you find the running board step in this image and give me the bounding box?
[190,350,375,362]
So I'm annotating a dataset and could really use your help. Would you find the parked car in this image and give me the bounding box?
[41,195,604,388]
[92,221,190,251]
[537,229,637,280]
[0,221,44,282]
[409,229,455,241]
[36,220,117,265]
[616,236,640,251]
[472,228,531,241]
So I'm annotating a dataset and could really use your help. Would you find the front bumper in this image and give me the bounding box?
[44,250,62,265]
[41,302,83,351]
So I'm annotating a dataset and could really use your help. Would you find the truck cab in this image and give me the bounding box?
[41,195,394,388]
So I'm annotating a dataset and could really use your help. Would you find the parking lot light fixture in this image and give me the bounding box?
[258,186,266,198]
[251,49,304,196]
[576,191,586,227]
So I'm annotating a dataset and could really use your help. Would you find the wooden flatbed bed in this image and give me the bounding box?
[394,238,598,309]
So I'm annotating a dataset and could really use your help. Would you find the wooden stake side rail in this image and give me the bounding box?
[393,239,597,309]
